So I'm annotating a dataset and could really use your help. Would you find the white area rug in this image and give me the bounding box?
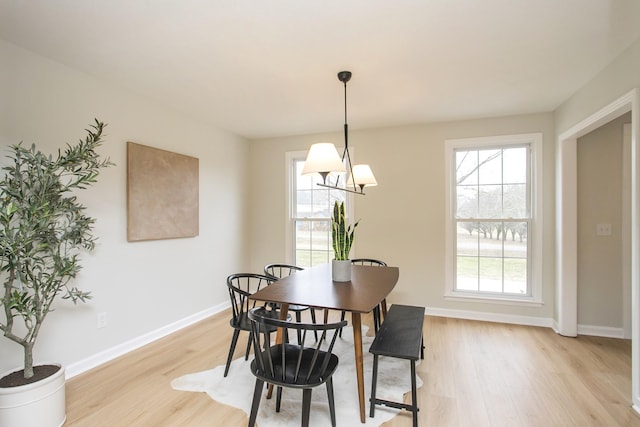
[171,326,422,426]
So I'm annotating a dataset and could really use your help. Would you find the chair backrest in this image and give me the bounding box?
[351,258,387,267]
[227,273,275,326]
[248,306,347,386]
[263,263,304,279]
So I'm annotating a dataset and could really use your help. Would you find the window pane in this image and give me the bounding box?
[456,150,478,185]
[503,184,527,218]
[311,250,330,267]
[311,188,331,218]
[478,222,503,257]
[456,256,478,291]
[311,221,330,250]
[456,186,478,218]
[503,147,527,184]
[295,189,312,217]
[479,257,503,292]
[295,221,311,252]
[478,149,502,185]
[478,185,502,218]
[504,258,527,294]
[296,250,311,268]
[457,221,479,256]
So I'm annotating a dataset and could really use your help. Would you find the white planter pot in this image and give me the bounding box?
[332,259,352,282]
[0,363,66,427]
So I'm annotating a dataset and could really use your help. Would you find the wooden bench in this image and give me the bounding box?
[368,304,425,427]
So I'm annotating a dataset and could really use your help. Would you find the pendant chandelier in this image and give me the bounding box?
[301,71,377,195]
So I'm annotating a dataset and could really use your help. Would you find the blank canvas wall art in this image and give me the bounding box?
[127,142,199,242]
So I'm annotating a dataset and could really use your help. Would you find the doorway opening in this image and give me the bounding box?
[556,88,639,411]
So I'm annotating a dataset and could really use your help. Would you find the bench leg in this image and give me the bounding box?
[369,354,379,418]
[411,360,418,427]
[373,306,380,334]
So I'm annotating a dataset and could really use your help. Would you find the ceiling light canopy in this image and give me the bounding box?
[302,71,377,195]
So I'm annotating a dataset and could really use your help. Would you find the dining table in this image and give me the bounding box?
[250,262,399,423]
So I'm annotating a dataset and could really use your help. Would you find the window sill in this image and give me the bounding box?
[444,292,544,307]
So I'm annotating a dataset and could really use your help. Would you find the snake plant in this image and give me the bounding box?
[331,201,359,261]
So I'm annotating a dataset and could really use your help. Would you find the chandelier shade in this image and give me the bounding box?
[301,142,346,184]
[347,164,378,190]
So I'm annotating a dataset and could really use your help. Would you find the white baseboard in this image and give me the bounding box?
[65,302,229,379]
[425,306,554,328]
[425,307,626,339]
[577,324,625,339]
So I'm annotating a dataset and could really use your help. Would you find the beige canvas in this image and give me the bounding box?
[127,142,199,241]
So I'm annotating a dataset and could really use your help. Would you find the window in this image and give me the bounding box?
[445,134,543,304]
[286,151,351,268]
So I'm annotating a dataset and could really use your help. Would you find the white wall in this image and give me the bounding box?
[248,113,556,323]
[0,40,248,375]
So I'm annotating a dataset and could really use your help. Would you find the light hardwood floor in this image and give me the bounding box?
[65,310,640,426]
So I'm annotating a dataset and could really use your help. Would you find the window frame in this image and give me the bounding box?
[285,150,354,267]
[444,133,544,306]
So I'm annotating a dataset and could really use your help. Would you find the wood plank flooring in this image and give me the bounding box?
[65,310,640,426]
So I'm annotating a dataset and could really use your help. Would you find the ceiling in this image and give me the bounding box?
[2,1,640,140]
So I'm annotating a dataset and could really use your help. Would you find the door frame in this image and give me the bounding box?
[556,88,639,411]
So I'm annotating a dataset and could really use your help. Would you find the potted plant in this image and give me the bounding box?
[0,120,112,427]
[331,200,359,281]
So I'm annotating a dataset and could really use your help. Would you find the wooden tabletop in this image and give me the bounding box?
[251,263,399,313]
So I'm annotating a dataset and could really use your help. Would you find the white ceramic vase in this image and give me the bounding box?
[0,363,66,427]
[332,259,352,282]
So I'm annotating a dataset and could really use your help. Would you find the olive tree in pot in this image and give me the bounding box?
[331,200,359,282]
[0,120,112,427]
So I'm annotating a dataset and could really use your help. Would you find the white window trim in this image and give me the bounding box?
[285,149,355,266]
[444,133,544,306]
[284,150,303,265]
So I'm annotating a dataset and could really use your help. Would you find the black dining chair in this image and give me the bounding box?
[351,258,388,334]
[264,263,318,342]
[224,273,283,377]
[247,306,347,427]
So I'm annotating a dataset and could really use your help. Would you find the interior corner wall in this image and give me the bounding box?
[248,113,556,323]
[555,38,640,134]
[0,40,249,375]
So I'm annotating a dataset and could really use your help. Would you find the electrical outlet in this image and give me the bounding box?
[596,223,612,236]
[97,312,107,329]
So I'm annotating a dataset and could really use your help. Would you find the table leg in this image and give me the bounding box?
[351,312,366,423]
[267,303,290,400]
[276,303,289,342]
